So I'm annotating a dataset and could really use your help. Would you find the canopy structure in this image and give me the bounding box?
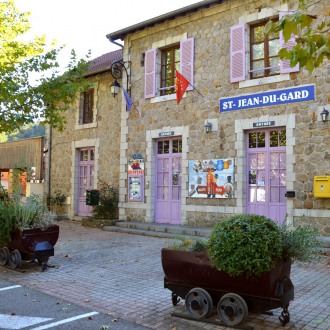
[0,137,44,181]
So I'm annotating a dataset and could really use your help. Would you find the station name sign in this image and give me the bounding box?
[220,84,315,112]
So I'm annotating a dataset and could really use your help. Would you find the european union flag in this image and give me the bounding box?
[122,86,134,111]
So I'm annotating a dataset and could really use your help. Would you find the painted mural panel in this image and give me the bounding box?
[188,159,235,198]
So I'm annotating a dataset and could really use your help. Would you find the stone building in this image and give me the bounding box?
[48,0,330,235]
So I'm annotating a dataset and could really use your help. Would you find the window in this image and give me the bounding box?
[144,38,194,99]
[250,21,280,79]
[230,12,299,83]
[160,45,180,96]
[79,89,94,124]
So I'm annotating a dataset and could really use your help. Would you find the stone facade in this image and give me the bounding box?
[45,65,122,219]
[48,0,330,235]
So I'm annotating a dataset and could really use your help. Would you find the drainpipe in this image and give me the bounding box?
[107,37,124,50]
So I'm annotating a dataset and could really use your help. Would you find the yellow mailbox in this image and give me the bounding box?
[314,176,330,198]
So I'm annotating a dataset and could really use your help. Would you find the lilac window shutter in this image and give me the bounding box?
[180,38,194,91]
[230,24,246,83]
[144,48,156,99]
[279,12,299,73]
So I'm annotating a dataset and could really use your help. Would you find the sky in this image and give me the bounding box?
[15,0,201,66]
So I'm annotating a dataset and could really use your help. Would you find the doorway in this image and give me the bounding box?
[246,129,287,223]
[155,138,182,224]
[77,148,95,217]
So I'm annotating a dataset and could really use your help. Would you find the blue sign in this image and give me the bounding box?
[220,84,315,112]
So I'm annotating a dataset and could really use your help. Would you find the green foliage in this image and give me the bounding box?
[0,194,57,245]
[0,164,57,245]
[168,239,207,252]
[0,0,91,134]
[205,214,320,277]
[6,123,45,142]
[206,214,283,277]
[264,0,330,73]
[92,179,119,220]
[279,224,320,263]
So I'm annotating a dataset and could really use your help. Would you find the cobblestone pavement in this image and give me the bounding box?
[0,220,329,330]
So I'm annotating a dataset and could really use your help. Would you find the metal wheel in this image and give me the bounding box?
[0,247,10,266]
[9,250,22,269]
[217,293,248,326]
[185,288,213,319]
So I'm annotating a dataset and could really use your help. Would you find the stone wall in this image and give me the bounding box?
[48,72,121,219]
[116,0,329,234]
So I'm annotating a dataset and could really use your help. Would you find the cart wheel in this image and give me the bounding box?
[0,247,10,265]
[185,287,213,319]
[9,250,22,269]
[217,293,248,326]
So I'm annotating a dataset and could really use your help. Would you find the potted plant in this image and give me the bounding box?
[161,214,320,326]
[0,189,59,270]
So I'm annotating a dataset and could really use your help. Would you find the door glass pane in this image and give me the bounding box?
[90,149,95,160]
[249,133,257,148]
[257,132,265,147]
[257,187,265,202]
[270,186,279,202]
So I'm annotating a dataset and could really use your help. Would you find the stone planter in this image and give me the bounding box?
[161,248,294,326]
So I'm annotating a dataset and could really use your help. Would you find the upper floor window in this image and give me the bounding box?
[80,89,94,124]
[230,12,299,84]
[250,21,280,79]
[144,37,194,99]
[160,45,180,96]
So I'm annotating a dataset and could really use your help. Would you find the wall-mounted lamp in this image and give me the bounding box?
[110,80,121,98]
[320,108,329,122]
[205,121,212,134]
[110,60,130,99]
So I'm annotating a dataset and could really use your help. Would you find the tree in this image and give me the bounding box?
[265,0,330,73]
[0,0,91,134]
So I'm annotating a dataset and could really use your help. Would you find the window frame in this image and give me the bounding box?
[160,44,180,96]
[249,20,280,79]
[82,89,94,124]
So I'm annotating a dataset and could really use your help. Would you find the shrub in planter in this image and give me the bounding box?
[205,214,320,277]
[0,193,57,245]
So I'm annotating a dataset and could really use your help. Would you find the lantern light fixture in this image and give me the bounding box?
[320,108,329,122]
[110,80,121,98]
[205,121,212,134]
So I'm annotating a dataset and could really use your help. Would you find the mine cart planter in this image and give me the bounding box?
[0,225,59,271]
[161,248,294,327]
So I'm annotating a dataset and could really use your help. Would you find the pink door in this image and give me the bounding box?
[155,138,182,224]
[78,148,94,217]
[247,129,286,223]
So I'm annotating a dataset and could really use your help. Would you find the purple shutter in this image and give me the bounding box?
[230,24,246,83]
[180,38,194,91]
[144,48,156,99]
[279,12,299,73]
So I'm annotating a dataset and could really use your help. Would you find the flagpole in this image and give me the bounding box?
[189,83,205,100]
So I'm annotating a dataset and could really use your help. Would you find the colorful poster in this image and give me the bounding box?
[128,153,144,174]
[188,159,235,198]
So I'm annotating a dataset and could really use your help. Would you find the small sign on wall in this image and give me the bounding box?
[128,153,144,202]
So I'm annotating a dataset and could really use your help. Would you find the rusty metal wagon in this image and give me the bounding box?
[161,248,294,328]
[0,225,59,271]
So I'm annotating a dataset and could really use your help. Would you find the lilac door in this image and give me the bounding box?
[155,138,182,224]
[247,129,286,223]
[78,148,95,217]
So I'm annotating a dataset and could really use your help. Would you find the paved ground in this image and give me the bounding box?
[0,220,329,330]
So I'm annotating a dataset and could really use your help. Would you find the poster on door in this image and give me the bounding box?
[188,159,235,198]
